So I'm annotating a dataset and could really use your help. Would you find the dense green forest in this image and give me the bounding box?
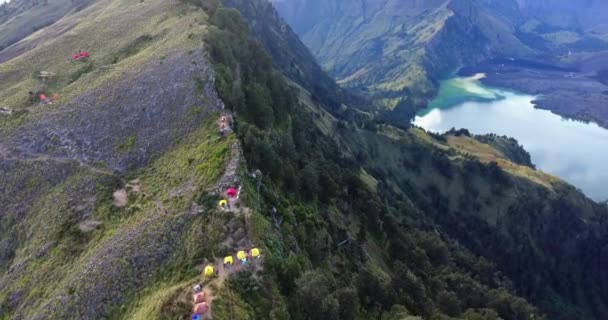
[1,0,607,319]
[196,5,608,319]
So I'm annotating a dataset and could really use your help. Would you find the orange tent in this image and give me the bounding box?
[193,292,206,304]
[193,302,208,314]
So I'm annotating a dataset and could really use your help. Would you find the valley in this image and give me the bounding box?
[2,0,608,319]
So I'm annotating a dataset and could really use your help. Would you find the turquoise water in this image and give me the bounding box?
[414,74,608,201]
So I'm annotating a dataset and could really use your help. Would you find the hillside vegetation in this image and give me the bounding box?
[273,0,608,119]
[204,2,608,319]
[273,0,533,112]
[1,0,608,320]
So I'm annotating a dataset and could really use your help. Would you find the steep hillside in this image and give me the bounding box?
[215,1,608,319]
[221,0,370,114]
[272,0,534,111]
[515,0,608,33]
[273,0,608,122]
[0,0,243,318]
[0,0,93,50]
[2,0,608,320]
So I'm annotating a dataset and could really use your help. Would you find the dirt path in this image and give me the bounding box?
[195,203,257,319]
[192,127,262,319]
[199,254,263,320]
[214,141,241,194]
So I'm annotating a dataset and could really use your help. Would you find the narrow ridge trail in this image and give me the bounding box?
[193,121,262,319]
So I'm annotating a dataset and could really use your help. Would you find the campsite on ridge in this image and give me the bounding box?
[1,0,608,319]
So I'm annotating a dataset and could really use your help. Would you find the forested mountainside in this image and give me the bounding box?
[0,0,607,319]
[272,0,608,117]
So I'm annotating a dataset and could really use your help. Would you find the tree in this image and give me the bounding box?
[437,290,462,317]
[294,271,339,320]
[334,286,360,320]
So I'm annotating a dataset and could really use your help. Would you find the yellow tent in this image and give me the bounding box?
[251,248,260,258]
[219,199,228,207]
[236,251,246,260]
[224,256,234,265]
[204,265,214,277]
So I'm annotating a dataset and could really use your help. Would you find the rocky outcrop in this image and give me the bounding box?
[4,50,220,172]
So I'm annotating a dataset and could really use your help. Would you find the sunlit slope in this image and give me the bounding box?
[0,0,241,318]
[0,0,93,50]
[0,0,205,112]
[273,0,533,109]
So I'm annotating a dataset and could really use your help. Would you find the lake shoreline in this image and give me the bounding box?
[414,75,608,201]
[458,57,608,129]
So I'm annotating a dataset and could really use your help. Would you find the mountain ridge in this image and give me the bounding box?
[1,0,608,319]
[272,0,608,121]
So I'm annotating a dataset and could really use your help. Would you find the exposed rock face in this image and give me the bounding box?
[4,50,220,172]
[0,14,227,316]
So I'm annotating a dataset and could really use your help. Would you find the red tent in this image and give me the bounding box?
[226,188,237,198]
[72,53,80,60]
[193,302,208,314]
[79,51,90,58]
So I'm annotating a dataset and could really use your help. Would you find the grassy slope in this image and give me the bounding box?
[2,1,607,319]
[0,0,248,318]
[0,0,204,111]
[0,0,88,50]
[274,0,534,111]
